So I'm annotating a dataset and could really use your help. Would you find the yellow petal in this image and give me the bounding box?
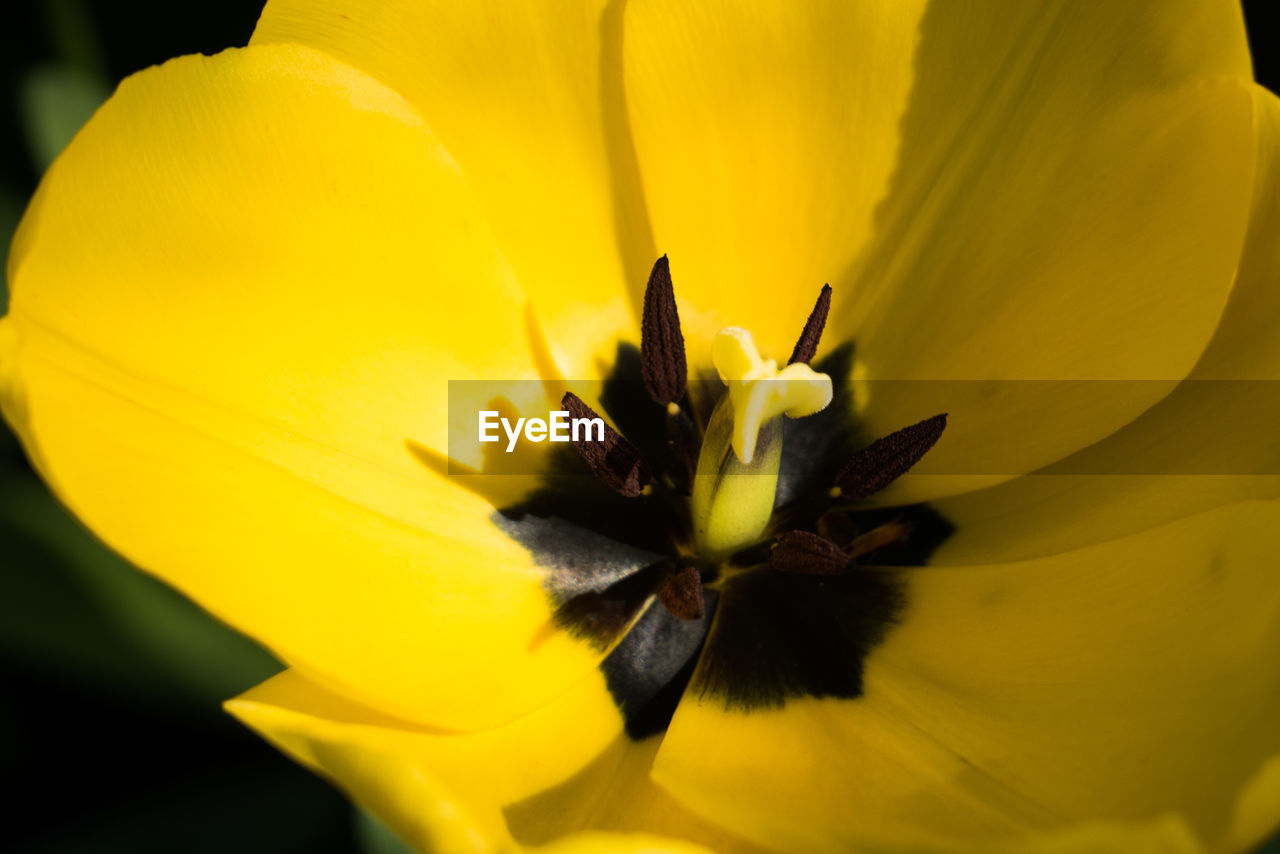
[252,0,645,373]
[1225,752,1280,853]
[652,499,1280,853]
[533,833,711,854]
[0,44,610,730]
[846,0,1255,503]
[622,0,927,359]
[227,669,764,854]
[933,84,1280,565]
[625,2,1255,504]
[1190,84,1280,383]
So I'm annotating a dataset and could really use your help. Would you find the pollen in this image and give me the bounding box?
[711,327,833,464]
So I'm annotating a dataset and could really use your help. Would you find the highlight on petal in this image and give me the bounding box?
[227,669,761,854]
[653,499,1280,853]
[0,43,617,730]
[253,0,648,371]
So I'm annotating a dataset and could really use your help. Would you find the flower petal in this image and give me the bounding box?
[227,669,764,854]
[621,0,927,360]
[533,835,713,854]
[1226,752,1280,853]
[845,0,1256,503]
[930,84,1280,565]
[624,1,1256,504]
[653,499,1280,852]
[0,44,612,729]
[252,0,649,371]
[1191,84,1280,383]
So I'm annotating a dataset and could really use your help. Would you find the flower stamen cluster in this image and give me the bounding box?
[559,256,947,622]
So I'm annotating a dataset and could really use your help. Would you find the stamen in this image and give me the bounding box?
[641,255,687,405]
[769,530,848,575]
[788,284,832,365]
[816,507,859,546]
[664,404,699,494]
[562,392,652,498]
[833,413,947,502]
[658,562,705,620]
[845,520,913,560]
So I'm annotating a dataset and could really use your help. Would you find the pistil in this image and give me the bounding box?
[691,327,833,558]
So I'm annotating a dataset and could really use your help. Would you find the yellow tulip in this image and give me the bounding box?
[3,1,1280,852]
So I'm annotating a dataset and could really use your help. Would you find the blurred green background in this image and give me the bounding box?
[0,2,1277,852]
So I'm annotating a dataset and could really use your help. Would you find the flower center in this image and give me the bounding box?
[551,256,947,623]
[491,255,953,738]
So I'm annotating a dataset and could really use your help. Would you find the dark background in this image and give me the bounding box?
[0,2,1276,852]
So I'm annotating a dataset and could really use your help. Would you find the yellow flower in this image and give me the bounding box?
[3,1,1280,852]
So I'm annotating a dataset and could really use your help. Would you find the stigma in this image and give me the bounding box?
[712,327,833,464]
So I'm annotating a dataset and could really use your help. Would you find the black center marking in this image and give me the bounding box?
[495,338,953,738]
[693,567,904,710]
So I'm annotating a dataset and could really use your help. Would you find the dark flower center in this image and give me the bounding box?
[494,256,953,739]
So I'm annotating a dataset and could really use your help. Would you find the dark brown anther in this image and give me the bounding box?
[834,413,947,502]
[562,392,652,498]
[641,255,688,405]
[846,520,913,560]
[769,530,850,575]
[658,562,705,620]
[788,283,832,365]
